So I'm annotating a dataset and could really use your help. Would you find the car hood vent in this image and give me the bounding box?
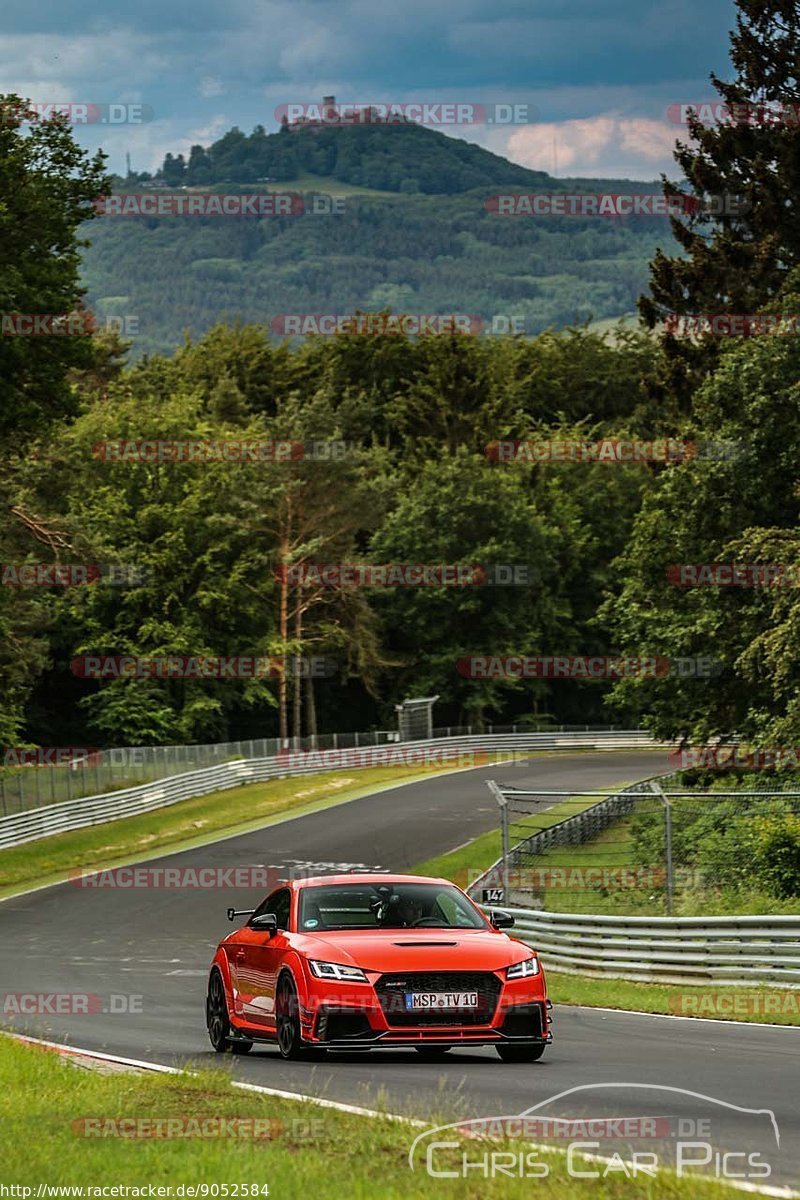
[392,940,459,947]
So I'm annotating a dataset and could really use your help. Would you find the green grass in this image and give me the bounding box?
[411,792,800,1025]
[549,975,800,1025]
[0,763,465,898]
[269,172,400,198]
[0,1037,742,1198]
[414,792,611,888]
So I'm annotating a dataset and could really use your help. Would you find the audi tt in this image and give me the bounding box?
[206,873,552,1061]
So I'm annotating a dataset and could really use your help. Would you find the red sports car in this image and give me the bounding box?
[206,873,552,1061]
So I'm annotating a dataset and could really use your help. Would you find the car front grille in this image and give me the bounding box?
[375,971,501,1026]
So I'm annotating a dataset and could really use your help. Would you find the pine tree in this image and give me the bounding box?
[640,1,800,396]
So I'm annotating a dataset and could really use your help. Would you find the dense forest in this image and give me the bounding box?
[3,0,800,756]
[81,121,671,356]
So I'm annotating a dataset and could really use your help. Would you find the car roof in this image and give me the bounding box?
[290,873,452,889]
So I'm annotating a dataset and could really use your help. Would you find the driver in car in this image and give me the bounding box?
[380,892,425,927]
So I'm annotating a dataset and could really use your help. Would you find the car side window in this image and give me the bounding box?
[266,887,291,931]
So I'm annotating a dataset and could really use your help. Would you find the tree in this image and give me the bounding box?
[26,384,288,745]
[161,152,186,186]
[604,273,800,743]
[640,1,800,397]
[0,95,109,744]
[369,450,589,727]
[0,95,110,437]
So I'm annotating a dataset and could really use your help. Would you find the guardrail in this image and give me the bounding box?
[505,907,800,986]
[0,724,656,815]
[0,729,666,850]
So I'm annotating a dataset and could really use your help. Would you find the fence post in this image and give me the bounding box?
[487,780,510,901]
[651,780,674,914]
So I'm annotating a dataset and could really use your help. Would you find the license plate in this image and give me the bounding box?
[404,991,479,1010]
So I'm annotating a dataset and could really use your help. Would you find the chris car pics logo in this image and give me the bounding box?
[408,1084,780,1183]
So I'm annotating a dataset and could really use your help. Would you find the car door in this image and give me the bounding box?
[237,887,292,1029]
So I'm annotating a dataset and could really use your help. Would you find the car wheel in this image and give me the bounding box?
[206,970,253,1055]
[415,1046,452,1059]
[496,1043,546,1063]
[275,972,320,1060]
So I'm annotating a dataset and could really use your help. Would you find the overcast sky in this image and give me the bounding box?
[3,0,737,179]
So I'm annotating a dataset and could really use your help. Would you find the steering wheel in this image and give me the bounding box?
[411,917,446,927]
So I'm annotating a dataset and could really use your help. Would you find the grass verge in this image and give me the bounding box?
[0,1037,738,1199]
[0,763,464,898]
[412,797,800,1026]
[415,792,609,889]
[549,975,800,1025]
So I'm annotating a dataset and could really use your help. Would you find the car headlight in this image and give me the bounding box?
[506,956,540,980]
[308,959,369,982]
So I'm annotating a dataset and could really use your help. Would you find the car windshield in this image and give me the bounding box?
[298,882,488,932]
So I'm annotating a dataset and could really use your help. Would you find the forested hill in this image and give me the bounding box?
[83,120,675,357]
[152,119,555,194]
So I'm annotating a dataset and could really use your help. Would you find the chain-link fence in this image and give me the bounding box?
[470,776,800,915]
[0,722,636,816]
[0,731,393,815]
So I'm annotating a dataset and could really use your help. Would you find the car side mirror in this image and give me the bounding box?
[249,913,278,935]
[490,911,514,929]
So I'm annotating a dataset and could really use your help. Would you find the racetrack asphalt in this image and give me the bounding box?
[1,750,798,1190]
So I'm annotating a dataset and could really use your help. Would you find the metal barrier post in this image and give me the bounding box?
[650,779,673,914]
[487,779,510,900]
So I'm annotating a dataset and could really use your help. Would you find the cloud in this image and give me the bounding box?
[0,31,169,97]
[198,76,226,99]
[504,115,684,179]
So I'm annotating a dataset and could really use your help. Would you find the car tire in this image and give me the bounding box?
[206,969,253,1054]
[275,972,323,1060]
[414,1046,453,1059]
[496,1043,546,1063]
